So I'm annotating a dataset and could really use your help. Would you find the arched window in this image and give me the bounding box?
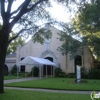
[21,57,25,61]
[74,55,82,73]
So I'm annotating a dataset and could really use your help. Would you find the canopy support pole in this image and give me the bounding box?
[53,66,55,77]
[46,65,47,78]
[25,66,26,78]
[51,66,52,77]
[17,65,19,79]
[39,64,41,79]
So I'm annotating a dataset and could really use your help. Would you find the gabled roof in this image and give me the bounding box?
[18,56,56,66]
[5,60,16,63]
[6,53,16,58]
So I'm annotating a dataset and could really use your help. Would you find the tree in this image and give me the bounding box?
[32,27,52,44]
[7,32,25,55]
[0,0,75,94]
[57,24,82,58]
[57,0,100,60]
[0,0,50,94]
[73,0,100,60]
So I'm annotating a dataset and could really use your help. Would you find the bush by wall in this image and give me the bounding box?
[67,73,76,78]
[31,66,39,77]
[88,69,100,79]
[55,67,66,77]
[81,67,88,79]
[10,65,17,75]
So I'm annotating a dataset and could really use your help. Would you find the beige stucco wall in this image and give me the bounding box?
[16,27,67,73]
[16,40,45,63]
[66,53,75,73]
[5,57,16,72]
[49,27,66,72]
[83,47,94,72]
[5,63,15,72]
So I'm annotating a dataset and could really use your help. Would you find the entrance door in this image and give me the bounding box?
[20,65,25,72]
[43,57,53,76]
[20,57,25,72]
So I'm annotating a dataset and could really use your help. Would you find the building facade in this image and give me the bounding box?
[5,53,16,75]
[14,26,94,77]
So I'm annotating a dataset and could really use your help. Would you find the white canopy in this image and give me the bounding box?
[17,56,56,79]
[18,56,56,66]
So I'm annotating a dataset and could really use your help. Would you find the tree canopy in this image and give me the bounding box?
[32,27,52,44]
[57,23,83,58]
[7,32,25,55]
[56,0,100,60]
[73,0,100,60]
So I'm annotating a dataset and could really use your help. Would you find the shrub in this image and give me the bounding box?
[55,67,66,77]
[18,72,25,77]
[10,65,17,75]
[27,72,31,77]
[67,73,76,78]
[31,66,39,77]
[81,67,88,79]
[88,69,100,79]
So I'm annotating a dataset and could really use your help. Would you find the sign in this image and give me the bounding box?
[76,65,81,83]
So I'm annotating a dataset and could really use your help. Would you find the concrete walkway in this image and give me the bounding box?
[4,87,91,94]
[4,77,40,84]
[4,78,92,94]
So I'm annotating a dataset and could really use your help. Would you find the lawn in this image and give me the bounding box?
[4,78,100,91]
[4,75,24,80]
[0,89,90,100]
[4,76,18,80]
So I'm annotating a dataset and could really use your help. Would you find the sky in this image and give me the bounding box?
[11,0,75,23]
[46,0,71,23]
[8,1,70,35]
[11,0,77,32]
[9,0,77,41]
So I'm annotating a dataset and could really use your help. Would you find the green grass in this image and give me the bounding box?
[0,89,90,100]
[4,76,18,80]
[4,78,100,91]
[4,76,24,80]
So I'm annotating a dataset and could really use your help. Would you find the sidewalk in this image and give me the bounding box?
[4,87,91,94]
[4,77,40,84]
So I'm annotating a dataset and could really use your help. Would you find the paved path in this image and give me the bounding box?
[4,78,92,94]
[4,87,91,94]
[4,77,40,84]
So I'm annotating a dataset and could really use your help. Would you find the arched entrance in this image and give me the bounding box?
[74,55,82,73]
[43,57,53,76]
[40,50,58,66]
[4,64,8,75]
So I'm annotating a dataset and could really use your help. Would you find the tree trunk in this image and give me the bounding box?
[0,56,4,94]
[0,30,9,94]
